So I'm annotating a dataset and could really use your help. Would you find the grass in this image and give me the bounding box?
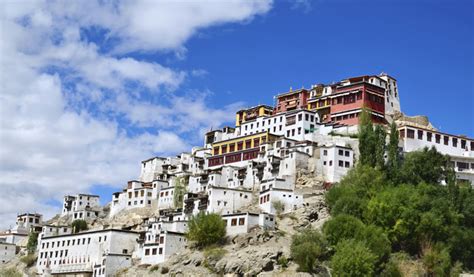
[20,254,37,267]
[149,264,160,272]
[203,246,227,273]
[277,256,289,269]
[0,267,22,277]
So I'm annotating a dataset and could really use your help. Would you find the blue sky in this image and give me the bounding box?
[1,0,472,225]
[178,0,474,136]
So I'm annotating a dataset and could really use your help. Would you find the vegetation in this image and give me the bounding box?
[26,232,38,254]
[149,264,160,272]
[186,212,226,247]
[290,228,327,273]
[331,239,378,277]
[291,115,474,275]
[71,219,88,233]
[174,175,188,209]
[0,267,23,277]
[203,247,227,273]
[277,256,289,269]
[272,200,285,216]
[20,254,37,267]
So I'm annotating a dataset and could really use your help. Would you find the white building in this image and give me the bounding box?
[0,213,43,245]
[141,231,187,265]
[0,241,16,264]
[207,186,253,215]
[398,125,474,185]
[222,212,275,236]
[238,109,319,141]
[62,194,101,221]
[259,188,303,215]
[317,144,354,183]
[110,180,161,217]
[36,229,138,277]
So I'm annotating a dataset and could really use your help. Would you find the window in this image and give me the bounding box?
[159,248,163,255]
[461,140,466,149]
[329,160,332,166]
[427,132,432,142]
[237,142,243,151]
[152,248,157,255]
[323,150,327,156]
[417,130,423,140]
[338,160,343,167]
[245,140,251,149]
[231,218,237,226]
[338,149,343,156]
[452,138,458,147]
[345,151,350,157]
[407,129,415,139]
[145,249,150,256]
[435,134,441,143]
[239,218,245,225]
[298,114,302,121]
[444,136,449,145]
[345,161,350,168]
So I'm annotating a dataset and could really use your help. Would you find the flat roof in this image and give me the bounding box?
[398,124,473,141]
[41,229,138,240]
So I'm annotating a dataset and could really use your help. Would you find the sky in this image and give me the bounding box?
[0,0,473,229]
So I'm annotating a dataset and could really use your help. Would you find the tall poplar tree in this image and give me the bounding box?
[374,125,387,169]
[386,121,401,180]
[358,108,375,167]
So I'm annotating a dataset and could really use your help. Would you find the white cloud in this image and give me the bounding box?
[0,0,272,229]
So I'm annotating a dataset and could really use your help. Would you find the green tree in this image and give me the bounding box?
[26,232,38,254]
[399,147,451,185]
[186,212,226,247]
[386,121,401,181]
[173,176,188,209]
[290,228,328,273]
[71,219,88,233]
[422,244,451,277]
[331,240,377,277]
[374,124,387,169]
[323,214,365,247]
[358,108,376,167]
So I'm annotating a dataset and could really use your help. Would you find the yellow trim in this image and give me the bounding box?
[211,132,278,156]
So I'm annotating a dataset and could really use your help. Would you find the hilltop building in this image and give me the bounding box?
[0,72,467,275]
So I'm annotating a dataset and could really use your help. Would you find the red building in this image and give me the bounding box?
[329,76,386,125]
[274,88,309,114]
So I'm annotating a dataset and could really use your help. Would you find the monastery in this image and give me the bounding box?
[1,73,473,276]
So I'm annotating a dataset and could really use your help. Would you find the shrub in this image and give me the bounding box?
[186,212,226,247]
[71,219,88,233]
[290,228,327,273]
[149,264,159,272]
[26,232,38,254]
[272,200,285,216]
[422,244,451,277]
[20,254,37,267]
[331,240,377,277]
[322,214,365,247]
[277,256,289,269]
[160,266,169,274]
[356,224,391,265]
[0,268,22,277]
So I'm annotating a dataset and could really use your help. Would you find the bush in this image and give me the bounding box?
[186,212,226,247]
[322,214,365,247]
[0,268,22,277]
[331,240,377,277]
[356,224,391,265]
[26,232,38,254]
[290,228,327,273]
[272,200,285,216]
[149,264,159,272]
[422,244,451,276]
[277,256,289,269]
[71,219,88,233]
[20,254,37,267]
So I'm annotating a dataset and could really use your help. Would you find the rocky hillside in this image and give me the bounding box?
[117,184,330,277]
